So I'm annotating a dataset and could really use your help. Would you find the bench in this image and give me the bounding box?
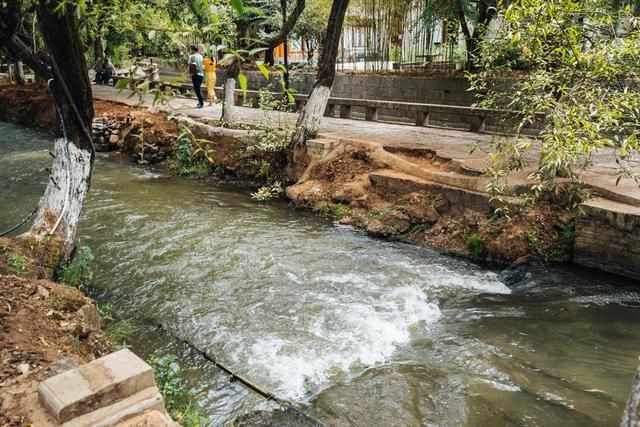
[108,77,541,134]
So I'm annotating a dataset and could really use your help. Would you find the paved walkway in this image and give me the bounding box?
[92,85,640,206]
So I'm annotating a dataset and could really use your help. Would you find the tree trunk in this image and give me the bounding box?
[93,37,105,71]
[24,0,95,263]
[221,59,240,124]
[291,0,350,152]
[622,366,640,426]
[14,60,26,84]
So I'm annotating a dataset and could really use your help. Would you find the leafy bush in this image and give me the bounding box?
[8,253,28,276]
[58,246,94,290]
[149,355,207,427]
[251,181,284,202]
[466,233,486,259]
[168,127,213,177]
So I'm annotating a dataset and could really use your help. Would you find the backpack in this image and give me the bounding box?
[189,62,197,75]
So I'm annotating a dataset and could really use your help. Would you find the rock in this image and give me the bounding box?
[78,304,101,339]
[36,285,50,299]
[109,134,119,144]
[17,363,30,375]
[396,193,440,224]
[434,196,450,214]
[366,210,411,236]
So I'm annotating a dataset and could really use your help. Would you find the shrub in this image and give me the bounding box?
[467,233,487,259]
[8,253,28,276]
[149,355,208,427]
[58,246,94,290]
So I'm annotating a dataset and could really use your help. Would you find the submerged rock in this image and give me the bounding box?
[234,408,323,427]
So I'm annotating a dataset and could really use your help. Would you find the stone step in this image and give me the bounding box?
[62,387,166,427]
[369,169,508,211]
[38,349,156,424]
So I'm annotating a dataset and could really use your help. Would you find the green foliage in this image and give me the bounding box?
[149,355,207,427]
[168,127,214,177]
[315,201,352,218]
[58,246,94,290]
[466,233,486,259]
[98,303,137,350]
[470,0,640,203]
[251,181,284,202]
[368,207,391,218]
[8,253,28,276]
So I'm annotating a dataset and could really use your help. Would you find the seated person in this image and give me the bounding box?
[97,58,115,85]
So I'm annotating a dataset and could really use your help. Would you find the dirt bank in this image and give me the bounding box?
[0,83,575,266]
[0,237,112,425]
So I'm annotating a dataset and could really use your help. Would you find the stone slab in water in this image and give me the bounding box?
[38,349,155,423]
[234,408,324,427]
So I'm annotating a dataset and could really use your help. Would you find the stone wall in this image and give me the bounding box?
[574,198,640,281]
[216,70,476,105]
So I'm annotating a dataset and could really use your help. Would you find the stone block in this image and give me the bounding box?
[63,387,166,427]
[114,410,179,427]
[38,349,156,423]
[307,139,342,160]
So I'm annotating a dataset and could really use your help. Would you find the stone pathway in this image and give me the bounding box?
[92,84,640,207]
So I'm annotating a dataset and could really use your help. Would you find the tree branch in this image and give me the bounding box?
[4,34,52,80]
[265,0,306,50]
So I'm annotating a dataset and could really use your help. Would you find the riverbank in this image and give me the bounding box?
[3,119,640,425]
[0,237,112,425]
[0,83,579,268]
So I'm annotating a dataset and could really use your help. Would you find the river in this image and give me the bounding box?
[2,121,640,426]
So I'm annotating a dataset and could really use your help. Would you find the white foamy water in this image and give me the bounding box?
[241,285,441,400]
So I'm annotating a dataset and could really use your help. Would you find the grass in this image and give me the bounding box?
[466,233,487,259]
[8,253,28,276]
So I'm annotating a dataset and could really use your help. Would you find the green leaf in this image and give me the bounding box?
[115,78,131,90]
[248,47,268,57]
[238,72,248,97]
[230,0,244,16]
[256,62,270,80]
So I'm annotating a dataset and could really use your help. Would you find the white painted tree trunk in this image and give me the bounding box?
[15,60,25,84]
[27,139,92,258]
[622,366,640,426]
[292,84,331,146]
[222,77,236,124]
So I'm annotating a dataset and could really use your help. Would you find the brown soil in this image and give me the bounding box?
[288,149,575,266]
[0,237,112,425]
[0,84,58,135]
[0,83,575,266]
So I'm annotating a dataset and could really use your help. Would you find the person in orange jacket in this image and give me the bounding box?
[203,52,218,105]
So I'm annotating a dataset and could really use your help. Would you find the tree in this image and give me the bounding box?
[291,0,350,155]
[420,0,498,69]
[2,0,95,263]
[469,0,640,202]
[220,0,306,123]
[292,0,332,63]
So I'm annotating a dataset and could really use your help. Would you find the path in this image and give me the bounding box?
[92,85,640,207]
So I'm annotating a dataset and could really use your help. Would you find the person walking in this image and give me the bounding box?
[203,52,218,105]
[188,45,204,108]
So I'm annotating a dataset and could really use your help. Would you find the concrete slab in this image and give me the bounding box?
[62,387,165,427]
[114,410,179,427]
[38,349,155,423]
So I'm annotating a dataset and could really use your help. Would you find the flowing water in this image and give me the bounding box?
[2,121,640,426]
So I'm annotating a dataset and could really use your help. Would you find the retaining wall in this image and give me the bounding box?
[574,198,640,281]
